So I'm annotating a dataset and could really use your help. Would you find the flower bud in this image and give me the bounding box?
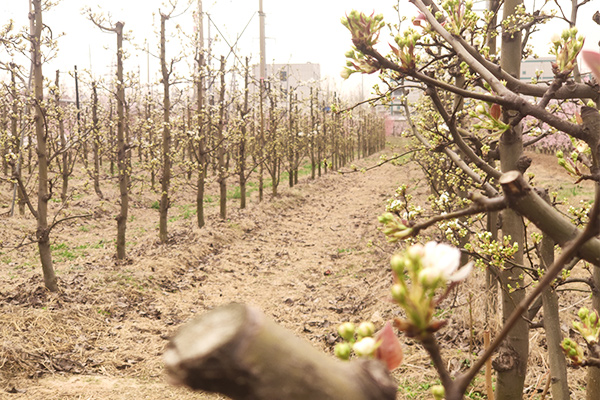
[334,342,352,360]
[590,311,598,325]
[391,283,407,303]
[431,385,445,400]
[378,212,394,224]
[390,253,405,275]
[418,267,441,289]
[357,322,376,338]
[338,322,356,341]
[406,243,424,259]
[578,307,589,320]
[393,228,413,240]
[340,68,353,80]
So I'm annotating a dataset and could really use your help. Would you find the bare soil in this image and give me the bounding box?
[0,145,594,399]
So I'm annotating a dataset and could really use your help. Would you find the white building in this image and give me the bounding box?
[520,57,555,81]
[252,63,320,100]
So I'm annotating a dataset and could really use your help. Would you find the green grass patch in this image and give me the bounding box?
[78,225,91,232]
[50,242,83,262]
[92,239,112,249]
[227,186,242,200]
[337,248,355,254]
[179,204,196,219]
[555,183,594,200]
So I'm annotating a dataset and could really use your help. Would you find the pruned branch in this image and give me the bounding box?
[165,303,397,400]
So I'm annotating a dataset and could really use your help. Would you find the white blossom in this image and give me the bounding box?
[353,337,377,356]
[418,242,473,285]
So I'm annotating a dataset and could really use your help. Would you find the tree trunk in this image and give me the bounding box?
[114,22,129,260]
[91,81,103,199]
[258,80,265,202]
[310,87,316,180]
[9,67,26,216]
[164,303,396,400]
[540,226,570,400]
[195,1,206,228]
[32,0,58,292]
[238,57,250,210]
[216,56,227,220]
[159,12,172,243]
[494,1,527,399]
[583,103,600,400]
[53,70,69,203]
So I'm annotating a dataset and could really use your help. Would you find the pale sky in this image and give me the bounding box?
[1,0,600,100]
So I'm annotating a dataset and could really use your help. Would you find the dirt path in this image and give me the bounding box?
[1,146,424,399]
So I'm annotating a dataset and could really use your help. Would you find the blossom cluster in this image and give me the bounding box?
[550,28,585,75]
[391,242,473,336]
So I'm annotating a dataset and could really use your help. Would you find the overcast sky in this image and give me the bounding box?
[1,0,600,100]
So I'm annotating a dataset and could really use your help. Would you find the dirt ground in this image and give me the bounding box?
[0,144,595,399]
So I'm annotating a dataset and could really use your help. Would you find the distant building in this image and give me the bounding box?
[520,56,594,84]
[377,81,423,136]
[520,57,555,80]
[252,62,320,100]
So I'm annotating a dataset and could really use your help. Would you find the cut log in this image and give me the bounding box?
[164,303,397,400]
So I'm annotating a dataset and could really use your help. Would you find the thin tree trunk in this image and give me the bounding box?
[310,87,316,180]
[195,0,207,228]
[114,22,129,260]
[54,70,69,203]
[9,67,26,216]
[238,57,250,210]
[539,225,570,400]
[258,80,265,202]
[32,0,58,292]
[216,56,227,220]
[159,12,172,243]
[91,81,103,199]
[494,1,527,399]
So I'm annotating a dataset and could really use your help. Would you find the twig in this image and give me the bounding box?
[338,149,421,174]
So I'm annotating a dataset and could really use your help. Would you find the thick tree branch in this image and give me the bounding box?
[165,303,397,400]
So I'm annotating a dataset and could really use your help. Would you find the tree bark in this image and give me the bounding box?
[539,200,570,400]
[216,56,227,220]
[31,0,58,292]
[238,57,250,210]
[164,303,396,400]
[91,81,103,199]
[159,12,172,243]
[114,22,128,260]
[195,0,206,228]
[495,1,527,399]
[53,70,69,203]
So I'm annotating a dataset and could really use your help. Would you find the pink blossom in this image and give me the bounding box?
[582,50,600,82]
